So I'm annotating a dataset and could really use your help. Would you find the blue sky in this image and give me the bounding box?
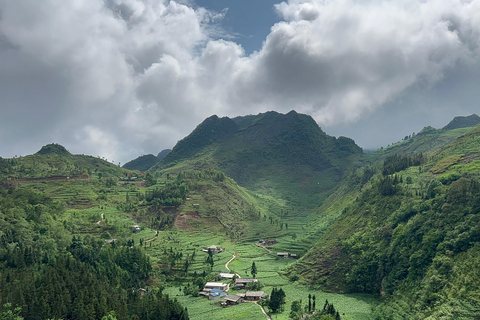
[1,0,480,162]
[195,0,281,54]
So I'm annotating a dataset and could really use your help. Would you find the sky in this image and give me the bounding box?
[1,0,480,164]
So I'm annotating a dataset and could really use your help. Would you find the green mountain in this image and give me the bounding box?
[377,114,480,157]
[123,154,160,172]
[292,124,480,319]
[1,144,129,182]
[154,111,364,209]
[442,113,480,130]
[157,149,171,159]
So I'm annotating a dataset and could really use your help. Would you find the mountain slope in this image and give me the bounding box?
[292,124,480,319]
[0,143,131,185]
[442,113,480,131]
[154,111,364,210]
[123,154,160,172]
[377,114,479,158]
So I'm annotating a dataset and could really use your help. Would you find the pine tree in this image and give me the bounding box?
[251,261,257,278]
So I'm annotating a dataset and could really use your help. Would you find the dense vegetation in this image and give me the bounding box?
[294,124,480,319]
[0,188,188,319]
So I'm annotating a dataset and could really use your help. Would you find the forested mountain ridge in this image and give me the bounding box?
[292,124,480,319]
[0,143,131,184]
[153,111,364,209]
[376,114,480,158]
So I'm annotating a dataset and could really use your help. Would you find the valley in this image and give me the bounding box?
[1,111,480,319]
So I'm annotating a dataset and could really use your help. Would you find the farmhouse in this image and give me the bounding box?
[204,282,228,291]
[202,245,224,254]
[221,294,243,306]
[234,278,258,290]
[265,239,277,246]
[244,291,267,301]
[218,273,235,280]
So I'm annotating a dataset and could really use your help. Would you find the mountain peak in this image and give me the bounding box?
[442,114,480,131]
[36,143,71,156]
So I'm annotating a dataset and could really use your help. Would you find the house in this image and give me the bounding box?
[221,294,243,306]
[218,273,235,280]
[202,245,223,254]
[234,278,258,290]
[208,289,227,300]
[277,252,289,258]
[265,239,277,246]
[204,282,228,291]
[244,291,267,301]
[290,254,298,259]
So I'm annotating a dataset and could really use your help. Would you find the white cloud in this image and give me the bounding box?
[1,0,480,162]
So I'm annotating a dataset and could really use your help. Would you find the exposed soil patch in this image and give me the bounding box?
[175,211,201,230]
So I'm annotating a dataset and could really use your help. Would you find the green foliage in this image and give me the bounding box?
[382,153,424,175]
[267,287,286,313]
[0,188,188,320]
[35,143,71,156]
[251,261,257,278]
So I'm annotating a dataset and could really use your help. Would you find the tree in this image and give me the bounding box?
[268,287,286,313]
[205,248,214,269]
[251,261,257,278]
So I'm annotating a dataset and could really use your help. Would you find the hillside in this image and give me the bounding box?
[154,111,364,210]
[0,144,132,184]
[377,115,479,157]
[123,154,160,172]
[292,124,480,319]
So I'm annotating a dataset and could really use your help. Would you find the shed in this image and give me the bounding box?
[221,294,244,306]
[245,291,267,301]
[202,245,223,254]
[277,252,289,258]
[235,278,258,289]
[265,239,277,245]
[218,273,235,279]
[208,289,227,300]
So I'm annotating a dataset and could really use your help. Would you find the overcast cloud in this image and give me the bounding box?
[1,0,480,163]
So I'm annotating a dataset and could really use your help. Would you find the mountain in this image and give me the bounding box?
[153,111,364,209]
[36,143,72,156]
[292,124,480,319]
[442,113,480,131]
[1,143,129,182]
[157,149,171,159]
[377,115,480,157]
[123,154,160,171]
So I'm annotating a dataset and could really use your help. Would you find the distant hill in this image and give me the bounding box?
[442,113,480,131]
[379,115,480,157]
[36,143,71,156]
[153,111,364,209]
[157,149,171,159]
[1,144,129,181]
[123,154,160,172]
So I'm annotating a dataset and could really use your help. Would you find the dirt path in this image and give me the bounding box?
[256,242,272,253]
[144,230,158,243]
[253,302,271,320]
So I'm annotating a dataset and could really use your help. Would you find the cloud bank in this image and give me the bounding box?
[1,0,479,162]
